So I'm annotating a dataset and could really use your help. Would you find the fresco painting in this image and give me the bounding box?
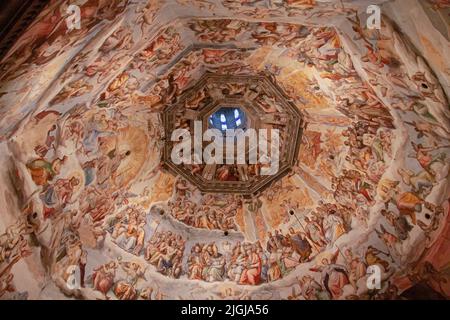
[0,0,449,300]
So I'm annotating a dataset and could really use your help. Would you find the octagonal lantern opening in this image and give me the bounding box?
[162,73,305,197]
[208,106,248,133]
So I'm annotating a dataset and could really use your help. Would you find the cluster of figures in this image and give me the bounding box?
[342,121,392,183]
[105,206,351,289]
[295,246,393,300]
[24,107,134,227]
[26,155,81,219]
[188,20,315,49]
[169,180,240,231]
[296,204,349,252]
[109,206,146,256]
[187,227,313,285]
[303,120,395,232]
[89,260,163,300]
[0,218,32,299]
[107,207,186,279]
[265,228,314,282]
[221,0,321,14]
[144,231,185,279]
[65,110,132,188]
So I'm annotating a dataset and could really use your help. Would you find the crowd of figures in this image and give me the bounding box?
[288,119,395,252]
[144,230,185,279]
[168,179,241,231]
[85,243,396,300]
[335,114,449,252]
[10,105,152,301]
[96,182,394,295]
[26,155,80,219]
[296,246,393,300]
[0,217,31,299]
[89,260,164,300]
[105,206,319,286]
[187,227,314,285]
[22,107,139,248]
[109,206,146,256]
[107,206,185,279]
[334,121,397,231]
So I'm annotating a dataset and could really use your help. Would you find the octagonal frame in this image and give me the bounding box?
[162,72,305,197]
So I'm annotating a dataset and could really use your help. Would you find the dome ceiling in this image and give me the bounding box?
[0,0,449,300]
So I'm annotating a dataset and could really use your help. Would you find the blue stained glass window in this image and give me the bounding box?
[209,107,247,133]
